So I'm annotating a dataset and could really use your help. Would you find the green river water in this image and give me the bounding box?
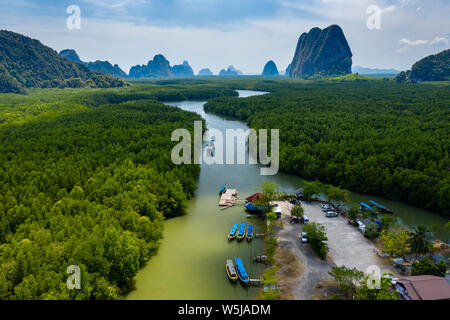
[127,90,449,300]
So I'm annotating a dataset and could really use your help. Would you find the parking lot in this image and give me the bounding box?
[300,201,397,275]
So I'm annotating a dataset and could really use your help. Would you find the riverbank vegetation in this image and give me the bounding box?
[0,84,238,299]
[204,80,450,216]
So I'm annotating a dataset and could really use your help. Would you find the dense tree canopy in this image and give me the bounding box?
[0,83,237,299]
[204,81,450,215]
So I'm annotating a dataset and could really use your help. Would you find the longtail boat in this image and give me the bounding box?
[244,202,268,213]
[226,259,238,282]
[368,200,393,214]
[237,224,245,241]
[235,258,249,284]
[228,224,238,240]
[360,202,376,212]
[246,225,253,241]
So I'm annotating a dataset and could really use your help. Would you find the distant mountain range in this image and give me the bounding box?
[2,28,448,91]
[60,49,128,78]
[0,30,127,94]
[128,55,197,78]
[219,65,243,76]
[198,68,213,76]
[352,66,400,75]
[172,61,195,77]
[59,49,128,78]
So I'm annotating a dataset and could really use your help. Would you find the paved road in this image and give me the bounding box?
[274,204,333,299]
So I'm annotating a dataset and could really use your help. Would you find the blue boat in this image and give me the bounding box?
[246,225,253,241]
[237,224,245,241]
[245,202,268,213]
[228,224,238,240]
[360,202,376,212]
[235,258,249,284]
[368,200,393,213]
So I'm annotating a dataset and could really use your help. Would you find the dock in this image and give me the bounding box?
[249,279,263,286]
[219,189,238,206]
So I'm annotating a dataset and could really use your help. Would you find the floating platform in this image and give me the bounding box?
[219,189,238,206]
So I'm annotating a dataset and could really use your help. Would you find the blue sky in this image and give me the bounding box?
[1,0,449,74]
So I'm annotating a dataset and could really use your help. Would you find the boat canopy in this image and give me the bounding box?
[245,202,268,212]
[369,200,387,210]
[235,258,249,279]
[245,192,261,203]
[238,224,245,236]
[226,259,237,275]
[361,202,375,211]
[247,225,253,236]
[229,224,238,235]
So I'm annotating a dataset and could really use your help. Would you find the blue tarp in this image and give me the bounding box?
[247,225,253,237]
[369,200,387,210]
[361,202,375,211]
[235,258,249,280]
[229,224,238,236]
[219,185,226,192]
[238,224,245,236]
[245,202,268,212]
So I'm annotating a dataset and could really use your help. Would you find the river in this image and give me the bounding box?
[127,90,449,300]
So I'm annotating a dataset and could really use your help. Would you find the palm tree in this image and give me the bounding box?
[408,225,433,255]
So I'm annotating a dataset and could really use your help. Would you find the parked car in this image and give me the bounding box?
[301,232,308,243]
[300,216,309,224]
[290,199,300,205]
[325,211,339,218]
[321,204,333,211]
[290,217,299,224]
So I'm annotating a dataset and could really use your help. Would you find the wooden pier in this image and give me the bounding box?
[249,279,262,286]
[219,189,238,206]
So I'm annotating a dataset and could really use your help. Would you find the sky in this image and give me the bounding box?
[0,0,449,75]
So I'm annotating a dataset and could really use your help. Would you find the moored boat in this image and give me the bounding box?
[368,200,393,214]
[246,224,253,241]
[234,257,249,285]
[226,259,238,282]
[228,224,238,240]
[244,202,269,213]
[360,202,376,213]
[237,224,245,241]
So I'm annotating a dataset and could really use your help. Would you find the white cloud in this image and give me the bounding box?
[381,5,396,13]
[79,0,132,9]
[399,38,429,46]
[430,37,448,46]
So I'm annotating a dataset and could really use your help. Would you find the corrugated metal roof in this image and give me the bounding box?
[397,275,450,300]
